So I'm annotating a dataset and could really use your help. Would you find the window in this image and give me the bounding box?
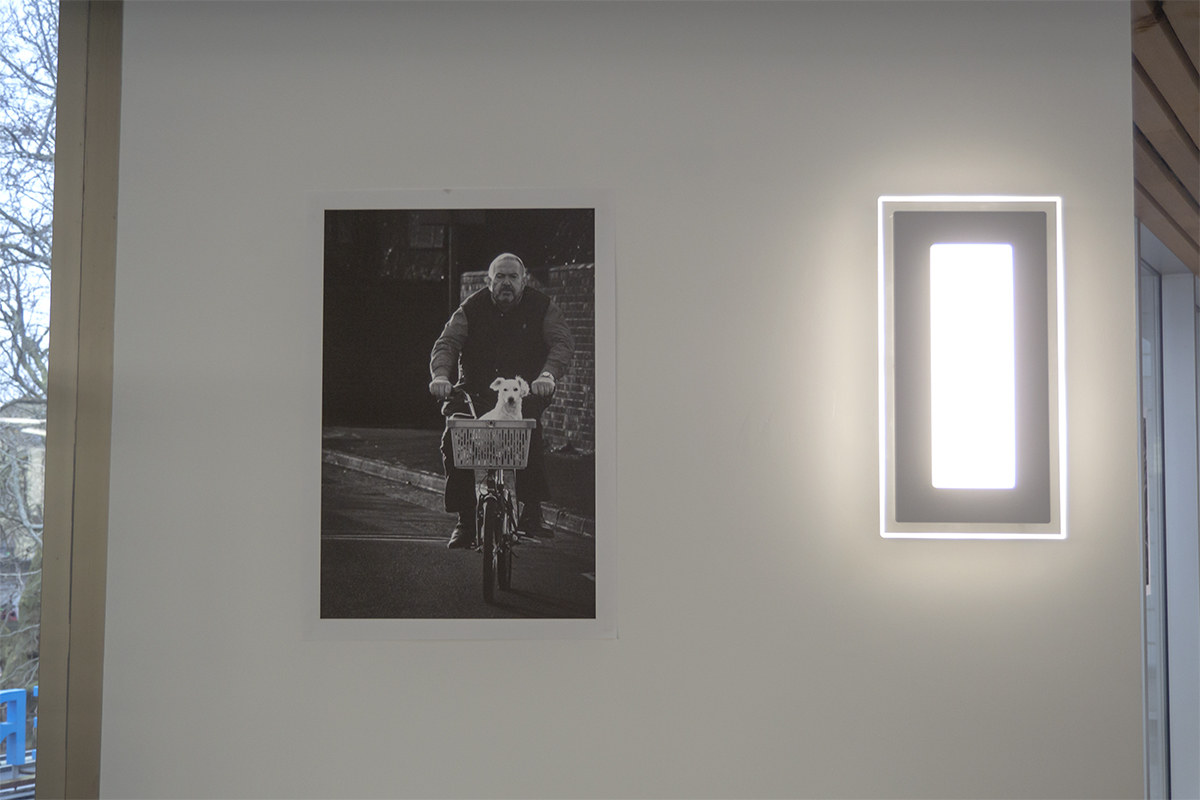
[0,0,58,791]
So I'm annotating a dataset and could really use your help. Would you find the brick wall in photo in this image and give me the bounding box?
[461,264,595,453]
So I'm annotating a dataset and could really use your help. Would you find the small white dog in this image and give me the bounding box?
[480,376,529,420]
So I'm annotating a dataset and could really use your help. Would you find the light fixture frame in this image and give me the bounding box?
[878,196,1066,539]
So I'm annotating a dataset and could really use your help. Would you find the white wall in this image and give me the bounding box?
[102,3,1142,797]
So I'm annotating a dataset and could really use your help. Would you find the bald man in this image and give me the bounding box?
[429,253,575,548]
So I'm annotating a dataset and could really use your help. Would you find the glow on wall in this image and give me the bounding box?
[878,197,1065,539]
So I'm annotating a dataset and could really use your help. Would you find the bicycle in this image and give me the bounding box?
[446,414,536,603]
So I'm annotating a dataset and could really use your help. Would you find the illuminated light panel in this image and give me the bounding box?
[929,243,1016,489]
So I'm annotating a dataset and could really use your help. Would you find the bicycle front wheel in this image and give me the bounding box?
[497,524,513,591]
[480,496,502,603]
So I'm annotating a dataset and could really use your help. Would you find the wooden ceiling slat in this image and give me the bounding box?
[1134,60,1200,199]
[1136,132,1200,243]
[1136,181,1200,273]
[1163,0,1199,74]
[1133,0,1199,270]
[1133,0,1200,146]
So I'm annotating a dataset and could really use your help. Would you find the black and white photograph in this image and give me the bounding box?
[316,191,613,635]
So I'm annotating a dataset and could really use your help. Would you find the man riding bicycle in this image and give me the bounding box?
[428,253,575,548]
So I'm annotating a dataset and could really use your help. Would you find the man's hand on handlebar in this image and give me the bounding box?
[429,376,453,400]
[530,372,555,397]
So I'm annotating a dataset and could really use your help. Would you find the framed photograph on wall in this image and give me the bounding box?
[307,189,615,639]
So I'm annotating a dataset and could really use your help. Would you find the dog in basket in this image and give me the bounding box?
[480,376,529,420]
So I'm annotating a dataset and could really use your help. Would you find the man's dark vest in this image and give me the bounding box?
[457,287,551,399]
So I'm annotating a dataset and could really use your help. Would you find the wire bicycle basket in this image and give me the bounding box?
[446,418,536,469]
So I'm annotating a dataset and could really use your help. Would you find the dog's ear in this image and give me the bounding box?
[490,377,505,391]
[517,376,529,396]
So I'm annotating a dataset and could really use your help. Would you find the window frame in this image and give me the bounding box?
[38,2,121,797]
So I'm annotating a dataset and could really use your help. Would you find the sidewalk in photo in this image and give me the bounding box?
[321,427,595,537]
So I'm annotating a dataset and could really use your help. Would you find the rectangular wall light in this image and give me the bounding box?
[878,197,1065,539]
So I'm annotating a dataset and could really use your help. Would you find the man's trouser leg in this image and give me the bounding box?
[516,397,552,532]
[440,424,478,548]
[440,425,476,515]
[515,424,550,509]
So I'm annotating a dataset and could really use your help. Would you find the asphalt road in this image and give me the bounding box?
[321,464,596,619]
